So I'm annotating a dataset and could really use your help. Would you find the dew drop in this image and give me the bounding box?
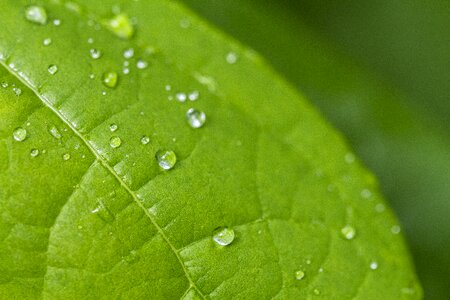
[370,261,378,270]
[123,48,134,59]
[1,82,8,88]
[391,225,401,234]
[13,127,27,142]
[87,37,94,44]
[48,64,58,75]
[109,136,122,148]
[25,5,48,25]
[13,87,22,96]
[89,48,102,59]
[361,189,372,199]
[375,203,385,213]
[103,13,134,39]
[124,250,140,264]
[295,270,305,280]
[188,90,199,101]
[102,71,118,88]
[212,227,235,246]
[226,52,238,64]
[156,150,177,170]
[30,149,40,157]
[136,59,148,69]
[91,200,115,223]
[48,125,62,139]
[43,38,52,46]
[62,153,71,161]
[186,108,206,129]
[341,225,356,240]
[53,19,61,26]
[165,85,172,91]
[176,93,187,102]
[140,136,150,145]
[345,152,356,164]
[109,123,118,132]
[313,289,320,295]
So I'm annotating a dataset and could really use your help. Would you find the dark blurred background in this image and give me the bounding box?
[181,1,450,298]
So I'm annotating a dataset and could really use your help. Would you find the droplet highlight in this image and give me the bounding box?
[62,153,71,161]
[30,149,40,157]
[89,48,102,59]
[25,5,48,25]
[140,136,150,145]
[295,270,305,280]
[102,71,118,88]
[212,227,235,246]
[109,136,122,148]
[13,127,27,142]
[48,65,58,75]
[186,108,206,129]
[341,225,356,240]
[156,150,177,170]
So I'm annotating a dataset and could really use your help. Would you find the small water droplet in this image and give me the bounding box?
[123,48,134,59]
[13,87,22,96]
[48,125,62,139]
[212,227,235,246]
[87,37,94,44]
[345,152,355,164]
[226,52,238,64]
[295,270,305,280]
[13,127,27,142]
[62,153,71,161]
[180,18,191,29]
[156,150,177,170]
[48,65,58,75]
[89,48,102,59]
[102,71,118,88]
[89,73,95,79]
[30,149,40,157]
[186,108,206,129]
[188,90,199,101]
[53,19,61,26]
[124,250,140,264]
[1,82,8,88]
[370,261,378,270]
[140,136,150,145]
[43,38,52,46]
[109,136,122,148]
[306,259,312,265]
[391,225,401,234]
[361,189,372,199]
[109,124,118,132]
[375,203,385,213]
[318,267,324,273]
[176,93,187,102]
[25,5,48,25]
[165,85,172,91]
[91,200,115,223]
[103,13,134,39]
[123,68,130,75]
[136,59,148,69]
[313,289,320,295]
[341,225,356,240]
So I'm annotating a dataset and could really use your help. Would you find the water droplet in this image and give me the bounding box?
[25,5,48,25]
[186,108,206,129]
[176,93,187,102]
[102,71,118,88]
[313,289,320,295]
[341,225,356,240]
[212,227,235,246]
[89,73,95,79]
[30,149,40,157]
[1,82,8,88]
[375,203,385,213]
[361,189,372,199]
[295,270,305,280]
[226,52,238,64]
[87,37,94,44]
[306,259,312,265]
[48,125,62,139]
[180,18,191,29]
[370,261,378,270]
[188,90,199,101]
[91,200,115,223]
[318,267,324,273]
[123,48,134,59]
[48,65,58,75]
[156,150,177,170]
[123,68,130,75]
[89,48,102,59]
[345,152,356,164]
[136,59,148,69]
[62,153,71,161]
[140,136,150,145]
[391,225,401,234]
[43,38,52,46]
[109,136,122,148]
[165,85,172,91]
[13,127,27,142]
[53,19,61,26]
[13,87,22,96]
[109,124,118,132]
[124,250,140,264]
[103,13,134,39]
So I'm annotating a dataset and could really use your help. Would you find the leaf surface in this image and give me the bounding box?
[0,0,420,299]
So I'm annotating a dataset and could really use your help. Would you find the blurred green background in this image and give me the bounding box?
[181,1,450,299]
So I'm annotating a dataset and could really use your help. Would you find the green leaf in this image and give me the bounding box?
[0,0,420,299]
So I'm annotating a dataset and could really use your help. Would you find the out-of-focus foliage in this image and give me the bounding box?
[182,0,450,298]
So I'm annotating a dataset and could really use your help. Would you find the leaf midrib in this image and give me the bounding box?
[0,61,205,299]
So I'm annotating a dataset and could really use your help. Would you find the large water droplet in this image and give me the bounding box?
[102,71,118,88]
[156,150,177,170]
[89,48,102,59]
[341,225,356,240]
[30,149,40,157]
[103,13,134,39]
[48,65,58,75]
[109,136,122,148]
[186,108,206,129]
[295,270,305,280]
[62,153,71,161]
[25,5,48,25]
[91,200,115,223]
[212,227,235,246]
[13,127,27,142]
